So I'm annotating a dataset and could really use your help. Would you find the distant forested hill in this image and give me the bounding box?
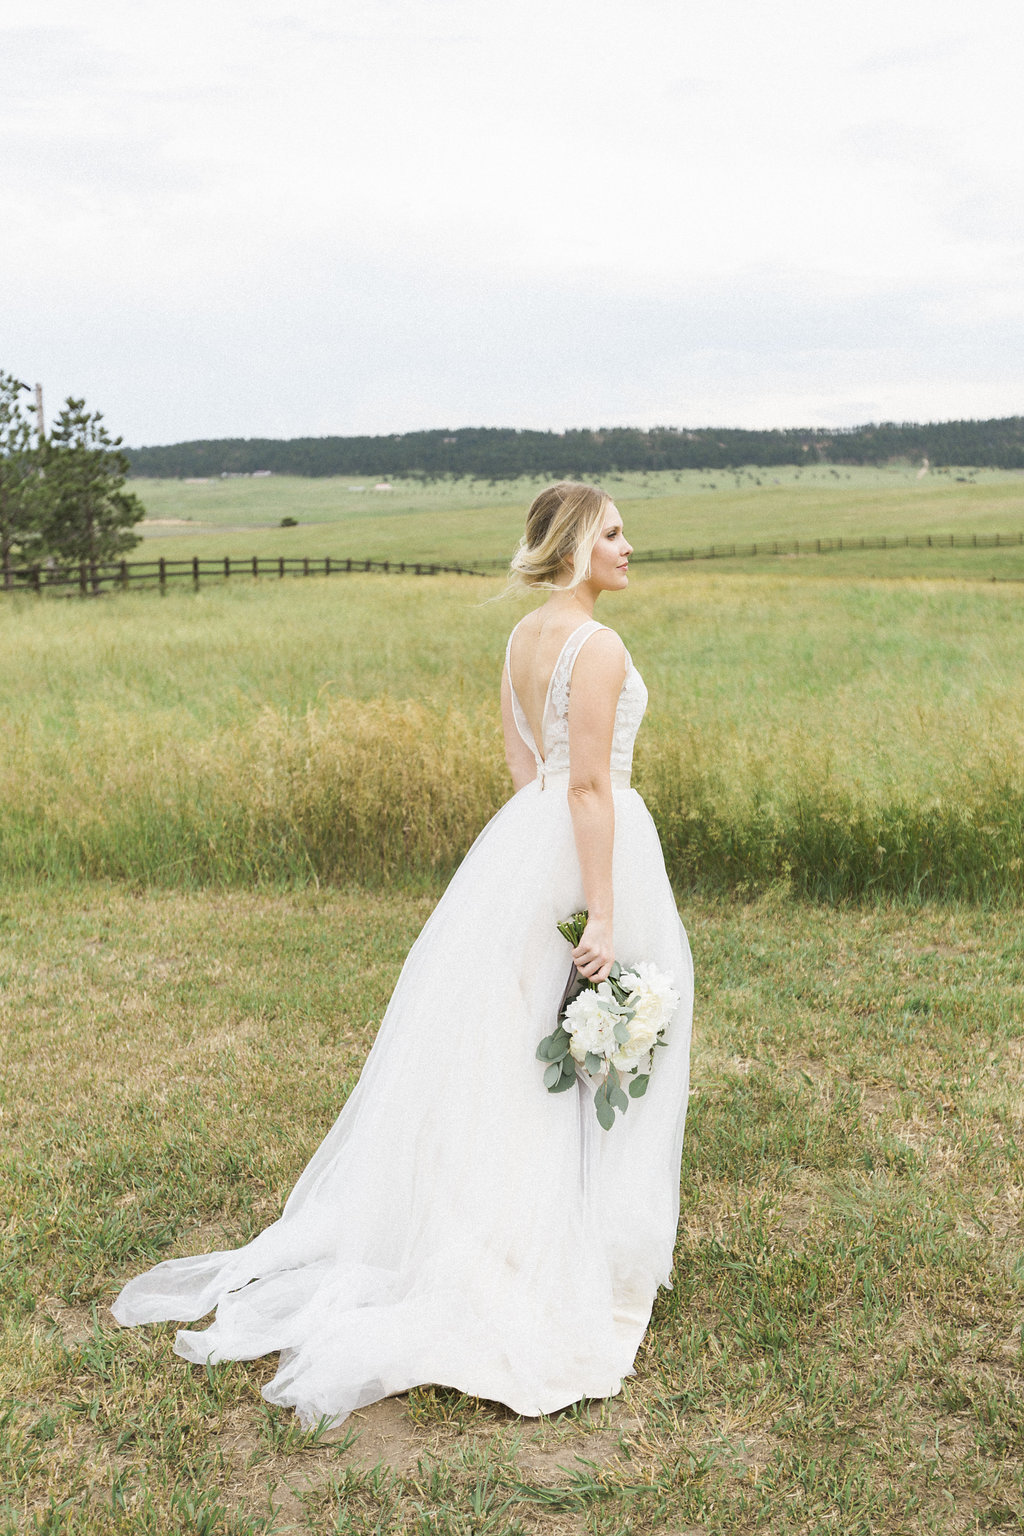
[125,417,1024,479]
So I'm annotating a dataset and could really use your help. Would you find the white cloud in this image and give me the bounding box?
[1,0,1022,441]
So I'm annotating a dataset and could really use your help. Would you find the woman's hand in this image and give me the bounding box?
[572,915,614,983]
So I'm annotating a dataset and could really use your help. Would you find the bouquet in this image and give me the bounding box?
[536,910,679,1130]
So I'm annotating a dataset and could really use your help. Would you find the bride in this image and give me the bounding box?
[112,481,693,1426]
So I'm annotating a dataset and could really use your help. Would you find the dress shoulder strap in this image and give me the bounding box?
[563,620,619,677]
[504,616,527,674]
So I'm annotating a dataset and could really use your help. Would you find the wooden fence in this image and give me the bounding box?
[3,528,1023,595]
[474,529,1024,569]
[627,529,1024,564]
[1,554,488,596]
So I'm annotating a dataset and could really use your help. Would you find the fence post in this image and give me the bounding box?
[120,559,129,590]
[159,557,166,594]
[346,558,352,572]
[325,556,331,575]
[304,557,310,576]
[252,555,258,578]
[364,559,371,572]
[79,562,88,595]
[224,556,231,578]
[383,560,389,572]
[192,555,200,591]
[32,564,41,592]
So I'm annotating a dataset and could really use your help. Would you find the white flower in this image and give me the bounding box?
[555,958,679,1090]
[564,990,619,1063]
[609,1013,660,1073]
[627,962,680,1032]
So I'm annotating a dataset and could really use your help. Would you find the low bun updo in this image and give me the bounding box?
[506,481,612,593]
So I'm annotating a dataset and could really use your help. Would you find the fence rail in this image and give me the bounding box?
[3,528,1023,595]
[0,554,488,595]
[627,529,1024,564]
[475,529,1024,569]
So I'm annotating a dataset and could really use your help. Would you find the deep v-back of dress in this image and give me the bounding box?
[112,622,692,1429]
[505,617,647,786]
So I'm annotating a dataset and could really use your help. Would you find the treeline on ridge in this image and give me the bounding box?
[125,417,1024,480]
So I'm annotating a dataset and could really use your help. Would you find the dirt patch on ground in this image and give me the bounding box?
[41,1298,97,1348]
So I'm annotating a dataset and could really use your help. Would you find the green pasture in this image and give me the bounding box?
[3,886,1023,1533]
[4,480,1024,1532]
[129,467,1024,579]
[1,569,1022,899]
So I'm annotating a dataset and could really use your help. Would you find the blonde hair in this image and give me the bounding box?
[506,481,612,593]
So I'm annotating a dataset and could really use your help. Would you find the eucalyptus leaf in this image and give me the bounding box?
[594,1095,615,1131]
[584,1052,604,1077]
[543,1061,562,1090]
[537,1030,571,1062]
[551,1058,577,1093]
[606,1064,628,1113]
[628,1074,650,1098]
[613,1021,631,1045]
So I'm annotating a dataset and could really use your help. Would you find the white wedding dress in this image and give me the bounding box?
[112,620,693,1426]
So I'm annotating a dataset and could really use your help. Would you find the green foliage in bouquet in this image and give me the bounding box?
[536,910,662,1130]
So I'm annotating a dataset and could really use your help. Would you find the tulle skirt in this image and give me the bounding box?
[112,777,693,1426]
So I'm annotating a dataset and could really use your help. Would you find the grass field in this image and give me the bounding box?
[4,473,1024,1531]
[3,885,1023,1534]
[1,569,1022,899]
[128,468,1024,580]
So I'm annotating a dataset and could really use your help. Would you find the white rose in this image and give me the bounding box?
[610,1014,659,1073]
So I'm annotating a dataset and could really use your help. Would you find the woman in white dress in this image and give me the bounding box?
[112,481,693,1427]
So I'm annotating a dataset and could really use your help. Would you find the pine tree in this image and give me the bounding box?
[43,399,144,587]
[0,371,42,590]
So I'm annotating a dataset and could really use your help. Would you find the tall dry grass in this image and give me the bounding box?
[3,692,1022,900]
[3,571,1024,900]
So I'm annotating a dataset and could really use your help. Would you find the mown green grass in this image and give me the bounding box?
[2,571,1022,899]
[2,885,1022,1533]
[130,467,1024,578]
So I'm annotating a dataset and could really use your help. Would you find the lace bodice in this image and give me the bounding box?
[505,619,648,786]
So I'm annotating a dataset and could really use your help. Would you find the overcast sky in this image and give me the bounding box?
[2,0,1022,445]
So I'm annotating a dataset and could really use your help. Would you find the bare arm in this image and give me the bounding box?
[566,630,626,983]
[501,663,538,793]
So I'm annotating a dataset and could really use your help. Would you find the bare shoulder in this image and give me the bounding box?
[572,626,627,686]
